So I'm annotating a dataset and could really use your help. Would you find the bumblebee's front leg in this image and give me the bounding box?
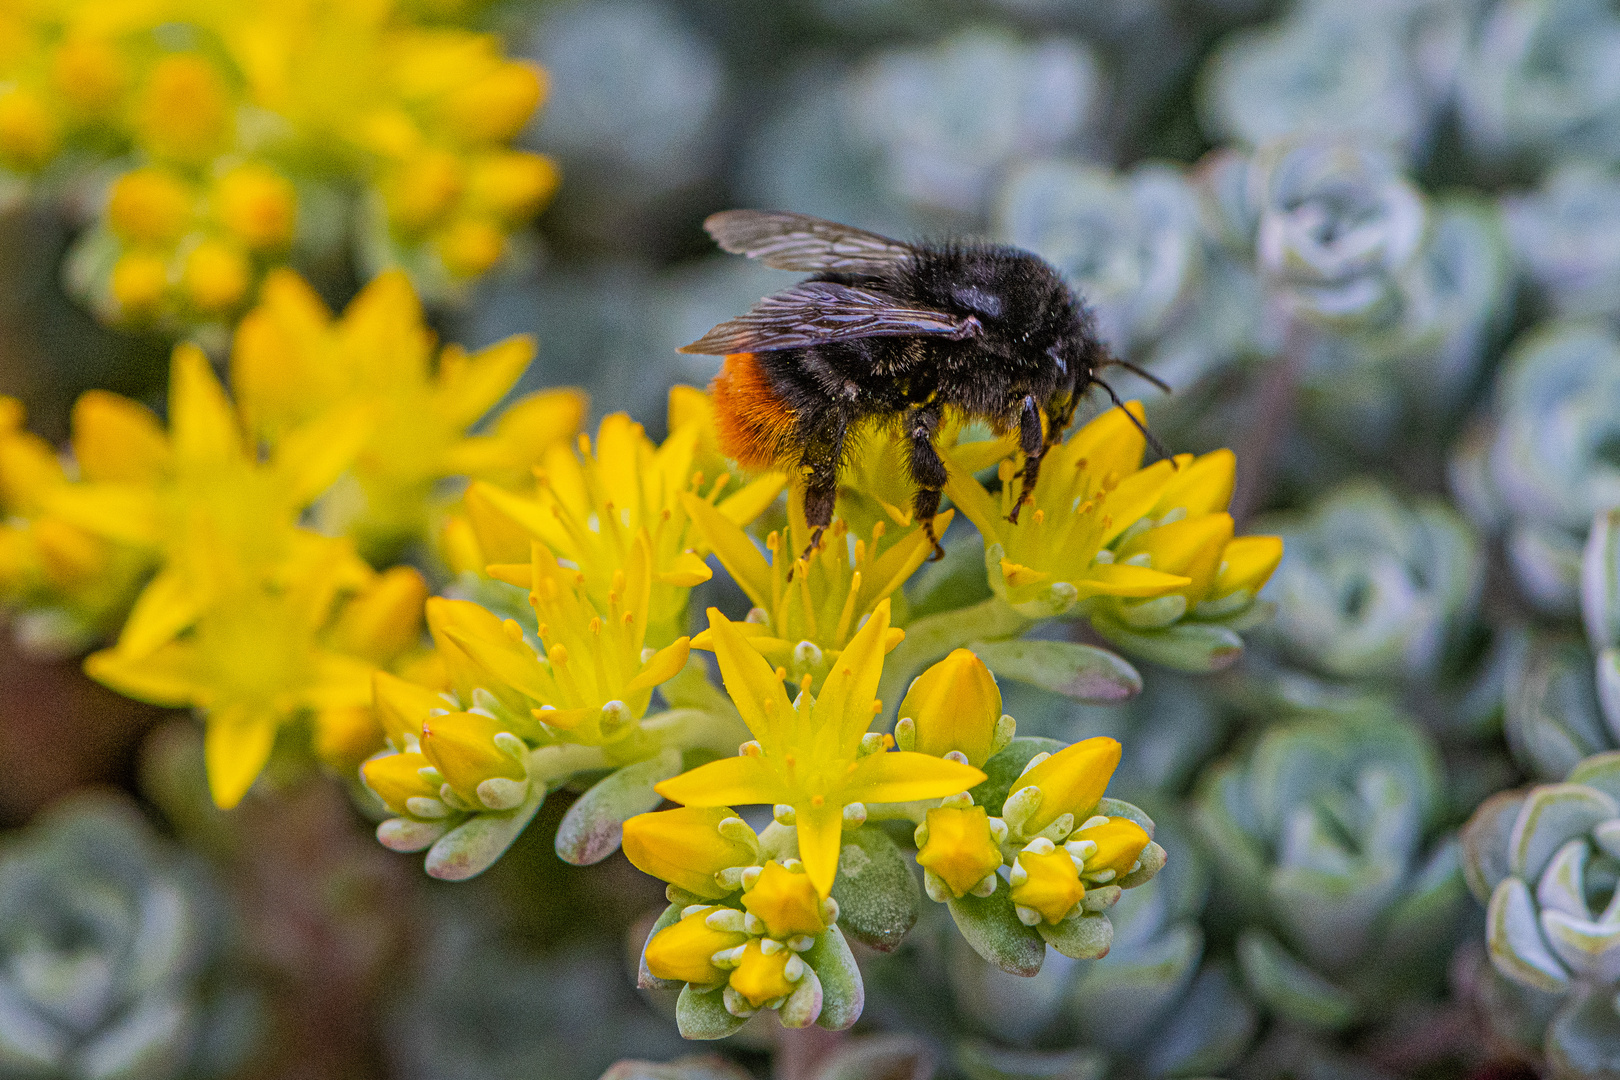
[1007,395,1044,524]
[904,401,947,561]
[796,418,846,564]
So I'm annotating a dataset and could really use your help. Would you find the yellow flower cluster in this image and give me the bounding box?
[0,267,579,808]
[1,0,555,325]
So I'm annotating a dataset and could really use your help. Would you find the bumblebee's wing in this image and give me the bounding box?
[703,210,916,274]
[679,280,980,355]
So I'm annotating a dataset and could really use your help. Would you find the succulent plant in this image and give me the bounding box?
[0,794,254,1080]
[1194,708,1466,1029]
[1504,164,1620,322]
[1451,322,1620,615]
[1262,481,1482,684]
[1461,751,1620,1076]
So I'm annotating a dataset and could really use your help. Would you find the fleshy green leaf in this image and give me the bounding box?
[806,926,864,1031]
[828,826,920,953]
[947,882,1046,977]
[970,738,1065,818]
[1236,928,1358,1029]
[555,749,683,866]
[424,782,547,881]
[968,638,1142,703]
[1089,617,1244,674]
[675,985,747,1041]
[1036,910,1112,960]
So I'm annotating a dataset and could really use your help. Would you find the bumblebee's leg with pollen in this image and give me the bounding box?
[904,401,947,561]
[797,417,847,562]
[1008,396,1044,524]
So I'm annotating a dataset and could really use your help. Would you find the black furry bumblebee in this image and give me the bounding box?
[681,210,1166,559]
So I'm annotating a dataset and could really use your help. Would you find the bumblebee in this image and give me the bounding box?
[681,210,1165,559]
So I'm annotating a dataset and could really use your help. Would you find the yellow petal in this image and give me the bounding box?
[623,806,755,899]
[794,801,845,899]
[330,566,428,664]
[1074,562,1190,598]
[657,551,713,587]
[1153,448,1235,517]
[1214,534,1285,598]
[941,448,1005,542]
[83,641,200,707]
[373,670,445,747]
[464,480,571,556]
[704,606,795,749]
[71,391,169,483]
[681,493,774,610]
[1116,512,1233,602]
[442,624,549,702]
[843,750,986,804]
[273,404,374,505]
[655,753,784,807]
[48,483,162,547]
[857,510,954,615]
[490,388,588,467]
[117,567,204,658]
[1097,459,1178,546]
[716,472,788,527]
[168,344,244,465]
[625,637,691,694]
[205,704,279,810]
[1011,736,1121,833]
[812,597,891,753]
[436,338,534,427]
[1066,402,1146,483]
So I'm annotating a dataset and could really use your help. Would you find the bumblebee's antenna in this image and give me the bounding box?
[1093,378,1174,464]
[1104,358,1173,395]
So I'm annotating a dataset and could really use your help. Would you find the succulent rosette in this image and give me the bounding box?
[1504,164,1620,322]
[1194,709,1466,1029]
[1452,323,1620,615]
[1262,481,1482,684]
[1462,752,1620,1076]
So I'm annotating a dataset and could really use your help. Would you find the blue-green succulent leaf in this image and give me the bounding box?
[828,826,919,953]
[947,882,1047,977]
[1089,617,1244,674]
[1488,878,1572,994]
[1140,963,1259,1079]
[556,749,683,866]
[1236,928,1358,1029]
[674,986,746,1041]
[806,927,864,1031]
[424,782,548,881]
[1036,910,1112,961]
[1508,783,1619,882]
[969,637,1142,704]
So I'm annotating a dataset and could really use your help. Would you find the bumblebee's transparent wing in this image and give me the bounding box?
[678,281,981,355]
[703,210,916,274]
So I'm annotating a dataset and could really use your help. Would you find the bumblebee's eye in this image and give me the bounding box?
[1046,344,1067,375]
[951,285,1002,318]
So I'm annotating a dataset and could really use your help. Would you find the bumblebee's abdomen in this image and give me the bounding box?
[710,352,799,470]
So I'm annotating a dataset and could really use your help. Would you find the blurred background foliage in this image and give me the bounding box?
[9,0,1620,1078]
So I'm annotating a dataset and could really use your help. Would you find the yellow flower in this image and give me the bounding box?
[943,403,1192,616]
[215,164,297,251]
[895,648,1008,767]
[655,600,985,897]
[644,907,750,987]
[85,549,378,809]
[469,411,783,645]
[683,491,947,681]
[1213,535,1284,603]
[0,88,59,171]
[110,253,169,315]
[622,806,759,900]
[134,53,233,165]
[742,861,827,938]
[728,940,797,1007]
[107,168,194,247]
[182,239,251,313]
[1005,736,1122,838]
[426,534,692,757]
[230,269,578,552]
[48,344,371,659]
[373,669,449,750]
[1009,841,1086,925]
[1067,817,1152,881]
[916,805,1004,899]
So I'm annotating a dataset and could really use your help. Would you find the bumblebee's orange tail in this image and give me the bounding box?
[710,352,797,470]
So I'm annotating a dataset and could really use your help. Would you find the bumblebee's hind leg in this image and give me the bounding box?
[905,402,947,561]
[794,418,847,566]
[1008,395,1044,524]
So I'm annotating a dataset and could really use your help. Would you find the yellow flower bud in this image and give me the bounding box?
[314,705,385,770]
[0,430,65,513]
[136,54,231,164]
[361,750,439,815]
[623,807,757,899]
[1212,534,1284,600]
[644,907,748,986]
[52,36,128,115]
[467,152,558,222]
[1011,846,1085,924]
[898,648,1001,766]
[443,62,545,144]
[107,168,194,246]
[216,165,297,251]
[916,805,1004,898]
[33,519,104,586]
[420,709,525,803]
[1010,736,1121,835]
[1073,817,1151,877]
[436,218,505,278]
[182,239,250,313]
[0,89,59,171]
[388,150,463,234]
[109,252,169,317]
[1152,449,1236,518]
[728,939,796,1006]
[741,861,826,937]
[1116,512,1233,605]
[331,567,428,665]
